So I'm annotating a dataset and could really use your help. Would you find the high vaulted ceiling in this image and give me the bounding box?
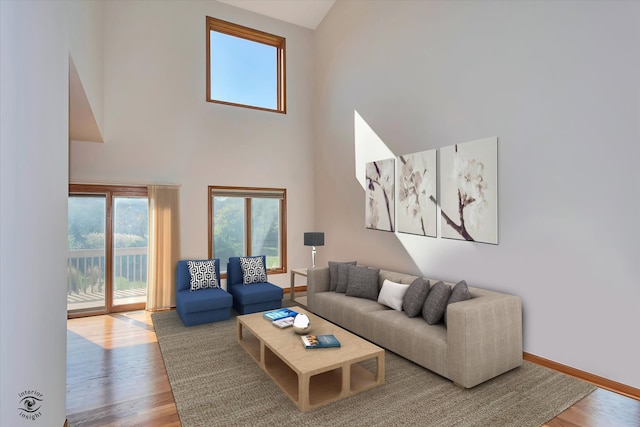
[70,1,336,142]
[216,0,335,29]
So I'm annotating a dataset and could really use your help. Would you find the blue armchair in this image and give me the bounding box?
[176,259,233,326]
[227,256,283,314]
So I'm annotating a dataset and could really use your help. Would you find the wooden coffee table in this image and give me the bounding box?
[237,307,385,412]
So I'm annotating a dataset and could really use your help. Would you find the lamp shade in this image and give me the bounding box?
[304,232,324,247]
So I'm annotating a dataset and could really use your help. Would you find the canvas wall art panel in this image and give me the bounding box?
[397,149,437,237]
[440,137,498,244]
[365,158,395,232]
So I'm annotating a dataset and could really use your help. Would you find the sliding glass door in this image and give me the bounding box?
[112,196,148,308]
[67,195,107,313]
[67,185,148,317]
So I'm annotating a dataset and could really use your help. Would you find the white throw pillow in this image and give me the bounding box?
[377,279,410,311]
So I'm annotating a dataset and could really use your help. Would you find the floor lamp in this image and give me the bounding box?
[304,232,324,268]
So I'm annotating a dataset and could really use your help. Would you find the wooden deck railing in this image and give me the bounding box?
[67,247,147,294]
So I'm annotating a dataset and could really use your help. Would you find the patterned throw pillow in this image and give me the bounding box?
[187,260,219,291]
[239,256,268,284]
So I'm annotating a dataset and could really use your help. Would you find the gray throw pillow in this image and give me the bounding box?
[328,261,356,291]
[345,265,380,301]
[402,277,430,317]
[335,263,352,293]
[444,280,472,325]
[422,281,452,325]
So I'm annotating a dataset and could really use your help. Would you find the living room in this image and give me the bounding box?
[1,0,638,426]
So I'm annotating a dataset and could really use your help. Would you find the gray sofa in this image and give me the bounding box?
[307,266,523,388]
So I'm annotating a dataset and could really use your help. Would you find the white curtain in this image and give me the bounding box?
[146,185,180,310]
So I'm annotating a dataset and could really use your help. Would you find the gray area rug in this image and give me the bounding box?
[152,309,595,427]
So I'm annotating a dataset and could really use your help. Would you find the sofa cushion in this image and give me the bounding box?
[364,309,449,377]
[377,279,410,311]
[313,292,388,338]
[402,277,430,317]
[422,281,452,325]
[239,256,268,284]
[335,263,352,293]
[176,287,232,313]
[329,261,356,291]
[444,280,472,325]
[379,270,419,287]
[187,260,219,291]
[228,282,282,305]
[345,265,380,300]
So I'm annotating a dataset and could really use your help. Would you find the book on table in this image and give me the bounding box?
[301,334,341,349]
[263,308,298,322]
[272,316,295,328]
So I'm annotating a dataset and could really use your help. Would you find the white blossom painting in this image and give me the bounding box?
[366,158,395,232]
[397,149,437,237]
[440,137,498,244]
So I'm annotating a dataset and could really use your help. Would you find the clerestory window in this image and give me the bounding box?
[206,16,286,113]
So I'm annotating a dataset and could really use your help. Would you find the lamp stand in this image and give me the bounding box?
[311,246,317,268]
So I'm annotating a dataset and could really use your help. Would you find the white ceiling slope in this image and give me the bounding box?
[69,56,103,143]
[217,0,335,29]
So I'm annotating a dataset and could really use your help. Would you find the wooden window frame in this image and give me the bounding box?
[206,16,286,114]
[208,186,287,278]
[68,184,149,318]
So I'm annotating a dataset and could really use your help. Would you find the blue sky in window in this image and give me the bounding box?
[210,31,277,110]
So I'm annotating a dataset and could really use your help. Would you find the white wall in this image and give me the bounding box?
[314,0,640,389]
[67,0,105,139]
[1,1,106,423]
[70,1,316,288]
[1,2,68,425]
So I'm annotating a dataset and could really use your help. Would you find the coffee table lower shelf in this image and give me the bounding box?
[237,313,384,412]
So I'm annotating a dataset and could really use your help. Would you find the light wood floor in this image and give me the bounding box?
[67,310,640,426]
[67,311,180,426]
